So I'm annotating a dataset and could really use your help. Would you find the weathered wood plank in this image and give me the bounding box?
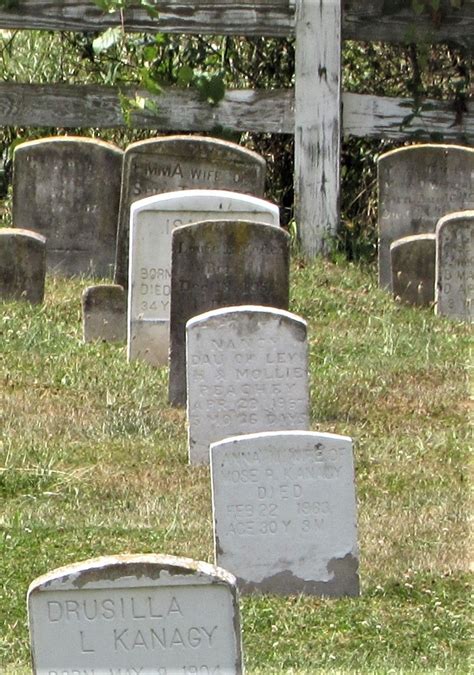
[343,93,473,143]
[295,0,341,257]
[0,83,471,142]
[344,0,474,48]
[0,83,294,132]
[0,0,472,45]
[0,0,293,37]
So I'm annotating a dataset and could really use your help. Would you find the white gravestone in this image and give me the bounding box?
[128,190,279,366]
[211,431,359,597]
[378,144,474,289]
[186,306,309,465]
[435,210,474,322]
[28,554,243,675]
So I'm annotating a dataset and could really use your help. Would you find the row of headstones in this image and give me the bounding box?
[182,302,359,586]
[378,144,473,322]
[87,198,286,412]
[2,138,472,322]
[390,210,473,320]
[9,134,266,280]
[26,305,359,668]
[28,430,358,673]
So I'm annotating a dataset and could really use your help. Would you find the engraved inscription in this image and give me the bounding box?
[217,445,342,540]
[187,311,309,464]
[437,217,474,320]
[189,338,307,428]
[130,154,250,198]
[31,585,236,672]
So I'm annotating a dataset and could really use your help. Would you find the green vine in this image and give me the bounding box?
[90,0,227,113]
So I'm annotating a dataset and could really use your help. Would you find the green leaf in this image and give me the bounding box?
[138,68,162,95]
[411,0,425,15]
[177,65,194,86]
[141,0,159,18]
[195,75,226,105]
[92,27,122,54]
[143,45,157,63]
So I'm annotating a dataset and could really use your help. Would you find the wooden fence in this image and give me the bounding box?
[0,0,472,257]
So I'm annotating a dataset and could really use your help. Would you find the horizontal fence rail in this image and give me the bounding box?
[0,83,471,143]
[0,0,472,46]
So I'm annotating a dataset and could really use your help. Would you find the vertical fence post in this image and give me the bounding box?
[295,0,342,257]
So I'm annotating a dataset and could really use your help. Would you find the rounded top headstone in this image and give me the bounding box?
[0,228,46,244]
[27,553,238,594]
[14,135,123,155]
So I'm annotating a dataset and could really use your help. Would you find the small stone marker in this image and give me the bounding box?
[186,306,308,464]
[28,553,243,675]
[211,431,359,596]
[129,192,280,368]
[82,285,127,342]
[115,135,266,287]
[435,210,474,321]
[378,144,474,289]
[13,136,123,277]
[390,234,436,307]
[170,221,289,408]
[0,228,46,304]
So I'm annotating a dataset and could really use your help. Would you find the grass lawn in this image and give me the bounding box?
[0,258,471,673]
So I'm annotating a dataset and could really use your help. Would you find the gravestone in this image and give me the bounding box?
[114,135,267,287]
[186,306,308,464]
[390,234,436,307]
[210,431,359,596]
[28,553,243,675]
[378,144,474,289]
[435,210,474,321]
[0,228,46,304]
[13,136,123,277]
[82,285,127,342]
[170,221,289,408]
[129,192,280,368]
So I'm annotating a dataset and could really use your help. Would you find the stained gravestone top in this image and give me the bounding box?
[186,306,308,464]
[128,191,279,367]
[13,136,123,277]
[115,135,266,286]
[435,210,474,322]
[378,144,474,289]
[211,431,359,597]
[28,553,243,675]
[0,228,46,304]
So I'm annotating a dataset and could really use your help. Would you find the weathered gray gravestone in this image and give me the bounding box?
[114,135,267,287]
[28,554,243,675]
[435,210,474,322]
[390,234,436,307]
[13,136,123,277]
[210,431,359,597]
[378,144,474,289]
[82,284,127,342]
[170,221,290,408]
[0,228,46,304]
[129,190,280,367]
[186,306,309,465]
